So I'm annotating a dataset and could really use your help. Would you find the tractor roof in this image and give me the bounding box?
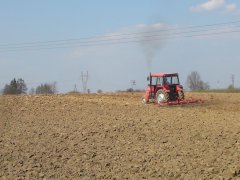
[150,73,178,77]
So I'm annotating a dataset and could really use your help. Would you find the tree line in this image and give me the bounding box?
[0,71,235,95]
[2,78,57,95]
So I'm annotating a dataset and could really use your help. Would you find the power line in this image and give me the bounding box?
[1,28,240,53]
[0,20,240,52]
[1,29,240,52]
[1,19,240,47]
[2,25,240,50]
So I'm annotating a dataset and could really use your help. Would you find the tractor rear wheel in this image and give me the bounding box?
[178,91,184,100]
[156,90,169,103]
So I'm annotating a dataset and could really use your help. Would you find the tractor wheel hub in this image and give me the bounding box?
[157,93,165,102]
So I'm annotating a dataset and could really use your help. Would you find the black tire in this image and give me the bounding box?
[156,89,169,103]
[178,91,185,100]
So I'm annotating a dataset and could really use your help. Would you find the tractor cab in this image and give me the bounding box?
[148,73,180,86]
[143,73,184,104]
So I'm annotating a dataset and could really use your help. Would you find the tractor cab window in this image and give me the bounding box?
[171,76,179,84]
[151,77,157,85]
[163,76,179,85]
[163,77,171,85]
[156,77,163,86]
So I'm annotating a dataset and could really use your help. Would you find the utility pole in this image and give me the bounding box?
[81,71,89,93]
[73,84,77,92]
[231,74,235,88]
[131,80,136,90]
[217,80,220,89]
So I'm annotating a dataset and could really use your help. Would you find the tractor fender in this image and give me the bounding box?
[162,84,170,93]
[156,86,170,93]
[144,86,153,100]
[162,87,170,93]
[176,85,183,91]
[164,89,170,93]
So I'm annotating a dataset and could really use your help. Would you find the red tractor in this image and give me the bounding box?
[142,73,185,104]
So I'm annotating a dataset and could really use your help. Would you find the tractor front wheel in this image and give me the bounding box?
[156,90,169,103]
[178,91,185,100]
[142,97,148,104]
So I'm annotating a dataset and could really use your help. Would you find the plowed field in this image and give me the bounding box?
[0,92,240,179]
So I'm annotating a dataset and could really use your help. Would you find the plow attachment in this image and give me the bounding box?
[158,99,205,106]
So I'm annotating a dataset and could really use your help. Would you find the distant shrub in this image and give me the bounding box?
[35,82,57,94]
[97,89,103,93]
[67,91,81,94]
[126,88,134,92]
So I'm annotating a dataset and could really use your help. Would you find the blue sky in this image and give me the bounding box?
[0,0,240,92]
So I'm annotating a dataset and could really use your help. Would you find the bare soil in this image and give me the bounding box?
[0,92,240,179]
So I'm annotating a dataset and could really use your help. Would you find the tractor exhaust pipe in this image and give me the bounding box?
[149,72,153,98]
[149,72,152,86]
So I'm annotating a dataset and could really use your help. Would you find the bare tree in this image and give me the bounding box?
[16,78,28,94]
[187,71,210,90]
